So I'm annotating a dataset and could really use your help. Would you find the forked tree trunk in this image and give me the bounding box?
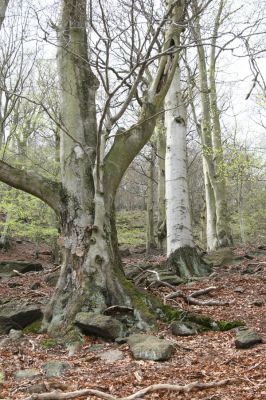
[0,0,194,338]
[164,65,209,278]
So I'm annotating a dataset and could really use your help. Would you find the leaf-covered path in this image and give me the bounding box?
[0,242,265,399]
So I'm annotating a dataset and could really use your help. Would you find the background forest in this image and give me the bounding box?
[0,1,266,399]
[0,0,265,254]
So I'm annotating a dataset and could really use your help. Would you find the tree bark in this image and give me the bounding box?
[0,0,190,338]
[42,0,188,337]
[164,60,209,277]
[191,0,232,250]
[156,114,167,251]
[146,147,157,254]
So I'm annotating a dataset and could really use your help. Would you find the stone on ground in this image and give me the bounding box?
[99,349,124,362]
[42,361,70,377]
[14,369,40,380]
[235,328,262,349]
[170,321,198,336]
[0,302,43,334]
[127,334,174,361]
[0,261,43,278]
[75,313,123,340]
[9,329,23,340]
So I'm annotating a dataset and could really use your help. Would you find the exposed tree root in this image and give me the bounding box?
[24,379,235,400]
[164,286,229,306]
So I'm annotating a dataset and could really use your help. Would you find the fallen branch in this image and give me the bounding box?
[164,286,229,306]
[24,379,234,400]
[190,286,218,298]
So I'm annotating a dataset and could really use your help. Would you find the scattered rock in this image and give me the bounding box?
[170,321,198,336]
[14,369,41,380]
[0,302,43,334]
[87,344,105,352]
[9,329,23,340]
[26,383,47,394]
[115,337,128,345]
[99,349,124,362]
[119,245,131,257]
[234,287,245,294]
[30,282,41,290]
[127,334,174,361]
[0,261,43,278]
[8,282,22,288]
[235,328,263,349]
[44,272,60,287]
[250,299,264,307]
[75,313,124,340]
[42,361,70,377]
[203,248,238,267]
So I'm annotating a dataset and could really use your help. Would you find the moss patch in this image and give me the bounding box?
[41,338,57,349]
[216,319,245,331]
[23,319,42,334]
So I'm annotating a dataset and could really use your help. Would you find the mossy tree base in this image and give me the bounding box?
[168,246,211,279]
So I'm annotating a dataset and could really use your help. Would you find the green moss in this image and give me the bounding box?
[159,304,182,321]
[186,312,215,329]
[120,275,158,326]
[23,319,42,334]
[41,338,57,349]
[216,319,245,331]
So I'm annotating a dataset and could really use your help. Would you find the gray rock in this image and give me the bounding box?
[87,344,105,352]
[234,287,245,293]
[42,361,70,377]
[235,328,263,349]
[127,334,174,361]
[0,302,43,334]
[115,337,128,345]
[170,321,198,336]
[0,261,43,278]
[9,329,23,340]
[251,299,264,307]
[44,272,60,287]
[99,349,124,362]
[75,313,123,340]
[14,369,41,380]
[119,245,131,257]
[30,282,41,290]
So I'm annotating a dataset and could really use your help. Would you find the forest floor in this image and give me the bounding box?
[0,240,266,400]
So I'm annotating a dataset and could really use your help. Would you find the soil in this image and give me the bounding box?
[0,241,266,399]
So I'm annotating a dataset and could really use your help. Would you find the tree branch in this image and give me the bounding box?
[24,379,234,400]
[0,161,62,214]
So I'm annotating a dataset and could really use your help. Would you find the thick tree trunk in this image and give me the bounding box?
[43,199,158,336]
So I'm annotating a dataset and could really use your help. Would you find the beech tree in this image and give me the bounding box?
[189,0,233,250]
[0,0,190,337]
[164,56,209,276]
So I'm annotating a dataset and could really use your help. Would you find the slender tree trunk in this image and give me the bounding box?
[156,114,167,251]
[238,181,246,243]
[191,0,232,250]
[146,147,157,255]
[165,65,209,277]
